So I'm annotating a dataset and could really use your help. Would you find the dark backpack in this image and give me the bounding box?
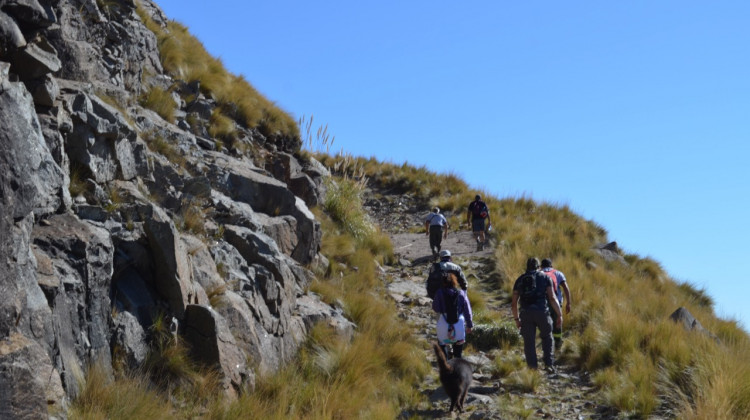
[471,200,488,218]
[519,273,538,305]
[443,289,461,325]
[426,263,444,299]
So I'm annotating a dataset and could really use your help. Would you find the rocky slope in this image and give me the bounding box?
[0,0,350,417]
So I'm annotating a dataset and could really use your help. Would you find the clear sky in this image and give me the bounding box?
[153,1,750,330]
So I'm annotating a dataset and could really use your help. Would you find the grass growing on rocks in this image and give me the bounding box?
[209,174,428,418]
[136,4,298,141]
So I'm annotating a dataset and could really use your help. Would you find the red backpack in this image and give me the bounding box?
[543,269,558,293]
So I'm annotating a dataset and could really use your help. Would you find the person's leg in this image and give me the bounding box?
[452,342,463,358]
[520,315,538,368]
[553,324,563,351]
[429,225,441,258]
[538,312,554,367]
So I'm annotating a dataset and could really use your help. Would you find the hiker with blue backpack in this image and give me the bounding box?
[541,258,571,351]
[433,271,473,359]
[511,257,563,372]
[466,195,491,251]
[424,206,449,261]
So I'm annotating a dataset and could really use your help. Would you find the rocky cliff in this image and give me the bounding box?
[0,0,349,417]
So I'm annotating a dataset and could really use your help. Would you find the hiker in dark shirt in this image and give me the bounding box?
[466,195,491,251]
[424,206,449,261]
[511,257,562,372]
[433,272,473,359]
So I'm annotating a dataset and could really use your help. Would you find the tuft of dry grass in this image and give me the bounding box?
[139,86,176,123]
[69,362,171,420]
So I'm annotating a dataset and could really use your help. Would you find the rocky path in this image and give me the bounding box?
[363,189,615,419]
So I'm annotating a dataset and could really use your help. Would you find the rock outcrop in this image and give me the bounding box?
[0,0,349,414]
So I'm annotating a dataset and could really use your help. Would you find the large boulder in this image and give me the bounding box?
[32,213,115,396]
[0,332,66,419]
[142,204,194,318]
[183,304,249,398]
[0,62,66,217]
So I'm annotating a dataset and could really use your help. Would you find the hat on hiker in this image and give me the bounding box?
[526,257,540,271]
[433,206,440,213]
[439,250,451,259]
[541,258,553,268]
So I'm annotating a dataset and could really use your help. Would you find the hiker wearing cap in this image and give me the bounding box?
[467,195,491,251]
[437,250,468,291]
[541,258,571,351]
[424,206,449,261]
[511,257,562,372]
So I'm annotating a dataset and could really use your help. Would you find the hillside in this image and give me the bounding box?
[1,1,749,419]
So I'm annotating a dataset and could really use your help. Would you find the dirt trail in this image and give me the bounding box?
[363,187,615,419]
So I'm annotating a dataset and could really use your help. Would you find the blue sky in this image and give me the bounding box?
[154,1,750,330]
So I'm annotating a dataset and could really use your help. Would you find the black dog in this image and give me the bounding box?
[433,342,473,413]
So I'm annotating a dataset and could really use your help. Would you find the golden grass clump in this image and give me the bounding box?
[139,86,176,123]
[69,362,170,420]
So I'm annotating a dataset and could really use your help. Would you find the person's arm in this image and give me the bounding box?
[462,291,473,331]
[444,217,449,237]
[512,290,521,328]
[457,269,468,291]
[561,282,571,314]
[424,220,429,235]
[466,209,472,229]
[547,286,562,327]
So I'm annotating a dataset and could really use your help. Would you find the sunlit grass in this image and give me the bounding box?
[135,6,298,141]
[139,86,176,123]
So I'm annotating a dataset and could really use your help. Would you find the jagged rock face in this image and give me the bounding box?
[0,0,346,414]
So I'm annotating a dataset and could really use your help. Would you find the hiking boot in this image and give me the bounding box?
[544,365,557,374]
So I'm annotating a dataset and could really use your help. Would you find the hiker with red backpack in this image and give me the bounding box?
[466,195,491,251]
[511,257,562,372]
[433,271,473,359]
[424,206,449,261]
[541,258,571,351]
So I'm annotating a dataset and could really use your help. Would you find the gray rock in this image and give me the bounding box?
[0,9,27,54]
[142,204,192,318]
[32,213,115,396]
[0,0,56,29]
[0,333,66,419]
[183,304,249,398]
[207,153,321,264]
[25,73,59,106]
[12,36,61,80]
[0,62,65,217]
[112,310,148,369]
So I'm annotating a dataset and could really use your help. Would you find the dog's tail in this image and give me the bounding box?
[433,342,453,374]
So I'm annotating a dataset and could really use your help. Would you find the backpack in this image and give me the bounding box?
[543,269,558,293]
[471,200,488,218]
[425,263,445,299]
[519,273,538,305]
[443,289,461,325]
